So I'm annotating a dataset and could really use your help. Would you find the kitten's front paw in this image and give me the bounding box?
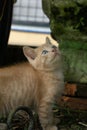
[45,126,58,130]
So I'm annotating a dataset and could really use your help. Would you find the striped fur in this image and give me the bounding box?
[0,38,64,130]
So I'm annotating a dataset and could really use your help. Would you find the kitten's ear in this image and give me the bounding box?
[46,37,51,45]
[23,46,36,61]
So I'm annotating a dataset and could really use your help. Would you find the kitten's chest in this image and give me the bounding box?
[42,71,63,83]
[40,71,64,95]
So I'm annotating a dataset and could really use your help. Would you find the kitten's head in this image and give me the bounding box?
[23,37,62,71]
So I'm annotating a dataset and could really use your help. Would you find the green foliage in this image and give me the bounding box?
[51,0,87,31]
[62,48,87,83]
[42,0,87,83]
[60,40,87,50]
[42,0,87,42]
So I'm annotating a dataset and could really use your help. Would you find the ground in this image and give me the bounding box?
[53,104,87,130]
[0,104,87,130]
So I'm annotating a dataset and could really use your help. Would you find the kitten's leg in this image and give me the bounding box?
[38,97,58,130]
[0,99,6,118]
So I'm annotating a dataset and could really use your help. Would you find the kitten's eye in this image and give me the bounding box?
[42,50,48,55]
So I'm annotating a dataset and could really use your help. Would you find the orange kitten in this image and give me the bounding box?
[0,37,64,130]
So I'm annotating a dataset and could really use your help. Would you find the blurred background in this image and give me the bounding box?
[9,0,53,46]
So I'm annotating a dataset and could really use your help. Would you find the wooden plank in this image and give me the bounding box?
[64,83,87,98]
[58,96,87,110]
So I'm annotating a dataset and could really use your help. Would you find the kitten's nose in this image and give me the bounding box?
[52,49,55,52]
[52,45,57,52]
